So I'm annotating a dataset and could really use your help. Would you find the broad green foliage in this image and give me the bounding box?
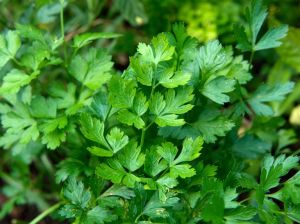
[0,0,299,224]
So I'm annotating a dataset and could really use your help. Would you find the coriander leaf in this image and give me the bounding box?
[69,49,113,90]
[30,96,57,118]
[79,113,109,148]
[106,127,129,153]
[48,83,76,109]
[117,109,145,129]
[0,30,21,68]
[1,102,39,146]
[118,141,145,172]
[246,0,267,43]
[170,164,195,178]
[151,33,175,64]
[90,92,111,121]
[188,109,235,143]
[96,160,125,184]
[248,82,294,116]
[157,142,178,165]
[197,40,231,79]
[225,206,257,222]
[63,177,91,209]
[173,137,203,164]
[6,30,21,56]
[231,134,271,159]
[157,138,202,179]
[144,149,168,177]
[255,25,288,51]
[108,75,136,108]
[74,32,122,49]
[0,69,34,95]
[156,66,191,88]
[235,0,288,53]
[20,41,50,71]
[201,76,236,104]
[87,146,113,157]
[141,192,179,219]
[55,159,90,183]
[86,206,117,224]
[133,92,148,116]
[260,154,299,191]
[130,56,153,86]
[41,129,66,149]
[149,87,194,127]
[233,24,252,52]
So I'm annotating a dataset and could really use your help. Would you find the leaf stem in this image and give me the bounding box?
[249,49,254,69]
[140,121,154,148]
[29,202,62,224]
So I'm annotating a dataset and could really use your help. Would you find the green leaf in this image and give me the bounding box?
[49,83,76,109]
[41,129,66,149]
[141,192,179,219]
[201,76,236,104]
[87,146,113,157]
[248,82,294,116]
[118,141,145,172]
[63,177,91,209]
[255,25,288,51]
[190,109,235,143]
[130,56,153,86]
[69,49,113,90]
[277,27,300,72]
[157,142,178,165]
[235,0,288,52]
[151,33,175,64]
[96,161,125,184]
[157,69,191,88]
[106,127,129,153]
[79,113,109,148]
[149,87,194,127]
[6,30,21,56]
[30,96,57,118]
[260,154,299,191]
[173,137,203,164]
[170,164,195,178]
[117,109,145,129]
[0,69,34,95]
[246,0,267,43]
[0,30,21,68]
[144,149,168,177]
[133,92,148,116]
[1,102,39,146]
[197,40,231,78]
[20,41,50,71]
[86,206,117,224]
[231,134,271,159]
[108,75,136,108]
[74,32,122,49]
[157,138,202,179]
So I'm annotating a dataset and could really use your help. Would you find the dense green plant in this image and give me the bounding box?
[1,0,300,223]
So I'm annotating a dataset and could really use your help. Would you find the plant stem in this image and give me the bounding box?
[140,121,154,148]
[140,128,146,148]
[29,202,62,224]
[249,50,254,68]
[60,1,67,63]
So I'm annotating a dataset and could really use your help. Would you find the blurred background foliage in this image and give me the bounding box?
[0,0,300,222]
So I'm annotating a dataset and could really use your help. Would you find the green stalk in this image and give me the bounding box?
[29,202,63,224]
[60,0,67,63]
